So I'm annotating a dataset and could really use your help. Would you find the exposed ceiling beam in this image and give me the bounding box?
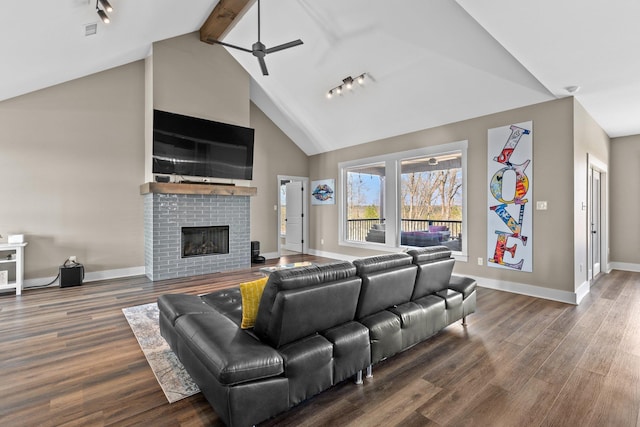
[200,0,255,44]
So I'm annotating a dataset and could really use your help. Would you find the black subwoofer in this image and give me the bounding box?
[60,264,84,288]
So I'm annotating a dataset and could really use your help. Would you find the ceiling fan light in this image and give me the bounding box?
[97,8,110,23]
[327,90,333,99]
[357,74,365,84]
[336,86,342,95]
[99,0,113,12]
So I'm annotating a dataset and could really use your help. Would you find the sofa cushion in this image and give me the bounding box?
[201,288,243,326]
[175,310,283,386]
[158,294,215,326]
[408,245,452,263]
[239,276,269,329]
[254,261,361,348]
[353,253,417,319]
[322,321,371,384]
[279,334,333,405]
[359,310,402,364]
[407,246,455,299]
[429,225,449,232]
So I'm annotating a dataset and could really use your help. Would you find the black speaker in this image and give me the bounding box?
[155,175,170,183]
[60,264,84,288]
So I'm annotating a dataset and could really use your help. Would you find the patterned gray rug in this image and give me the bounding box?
[122,302,200,403]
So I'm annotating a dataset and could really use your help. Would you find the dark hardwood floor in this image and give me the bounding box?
[1,256,639,426]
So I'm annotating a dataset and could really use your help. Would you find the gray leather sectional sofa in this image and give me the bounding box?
[158,246,476,426]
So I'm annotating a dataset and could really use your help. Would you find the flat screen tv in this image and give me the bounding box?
[152,110,255,180]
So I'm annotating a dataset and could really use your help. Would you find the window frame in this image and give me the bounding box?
[338,140,468,261]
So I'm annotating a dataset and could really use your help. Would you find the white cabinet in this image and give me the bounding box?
[0,242,27,296]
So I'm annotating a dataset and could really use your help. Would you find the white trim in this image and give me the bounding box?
[308,248,360,262]
[277,175,309,256]
[260,251,280,260]
[575,280,590,305]
[469,275,580,305]
[587,153,608,287]
[610,262,640,272]
[23,266,145,289]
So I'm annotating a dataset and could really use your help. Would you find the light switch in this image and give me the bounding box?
[536,201,548,210]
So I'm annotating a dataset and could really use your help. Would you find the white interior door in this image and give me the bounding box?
[285,181,303,252]
[590,168,601,279]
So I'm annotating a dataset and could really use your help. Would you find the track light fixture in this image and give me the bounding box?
[99,0,113,12]
[96,0,113,24]
[327,73,366,99]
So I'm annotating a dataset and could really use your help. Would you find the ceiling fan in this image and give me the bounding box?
[209,0,303,76]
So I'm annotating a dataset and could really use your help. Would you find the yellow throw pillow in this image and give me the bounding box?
[239,276,269,329]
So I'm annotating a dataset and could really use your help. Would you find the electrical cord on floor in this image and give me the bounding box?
[27,271,60,289]
[26,258,80,289]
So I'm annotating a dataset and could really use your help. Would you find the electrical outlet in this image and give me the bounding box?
[536,201,548,210]
[69,256,77,262]
[477,257,483,266]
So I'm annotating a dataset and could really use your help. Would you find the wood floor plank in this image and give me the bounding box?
[1,259,639,426]
[585,351,640,427]
[540,367,606,427]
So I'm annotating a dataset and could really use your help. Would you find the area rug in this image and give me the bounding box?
[122,302,200,403]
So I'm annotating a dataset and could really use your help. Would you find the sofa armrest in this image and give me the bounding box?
[448,275,477,299]
[176,310,283,386]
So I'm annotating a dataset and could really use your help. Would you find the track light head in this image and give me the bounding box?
[97,8,110,24]
[99,0,113,12]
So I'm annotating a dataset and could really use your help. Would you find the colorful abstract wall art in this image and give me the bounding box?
[487,121,533,272]
[311,179,336,205]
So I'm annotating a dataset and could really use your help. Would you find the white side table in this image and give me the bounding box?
[0,242,27,296]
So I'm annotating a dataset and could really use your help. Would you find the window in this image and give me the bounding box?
[339,141,467,259]
[400,153,462,251]
[345,163,385,243]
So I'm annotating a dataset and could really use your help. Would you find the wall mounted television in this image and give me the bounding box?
[152,109,255,180]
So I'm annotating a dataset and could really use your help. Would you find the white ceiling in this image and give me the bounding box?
[3,1,639,155]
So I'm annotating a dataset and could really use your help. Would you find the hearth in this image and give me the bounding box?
[182,226,229,257]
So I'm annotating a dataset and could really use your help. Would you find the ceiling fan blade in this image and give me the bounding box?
[209,39,253,54]
[265,39,303,54]
[258,56,269,76]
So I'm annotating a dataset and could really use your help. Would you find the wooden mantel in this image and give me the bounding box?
[140,182,257,197]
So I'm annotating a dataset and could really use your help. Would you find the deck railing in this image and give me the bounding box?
[346,218,462,242]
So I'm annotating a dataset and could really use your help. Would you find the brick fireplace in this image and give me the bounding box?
[141,183,257,281]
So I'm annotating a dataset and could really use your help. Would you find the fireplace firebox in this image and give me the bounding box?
[182,226,229,258]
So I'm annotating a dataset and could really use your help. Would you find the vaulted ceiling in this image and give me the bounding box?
[4,1,639,155]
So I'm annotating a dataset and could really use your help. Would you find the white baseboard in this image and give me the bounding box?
[609,262,640,272]
[308,248,359,262]
[470,275,582,305]
[24,266,145,289]
[575,280,590,305]
[261,251,280,260]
